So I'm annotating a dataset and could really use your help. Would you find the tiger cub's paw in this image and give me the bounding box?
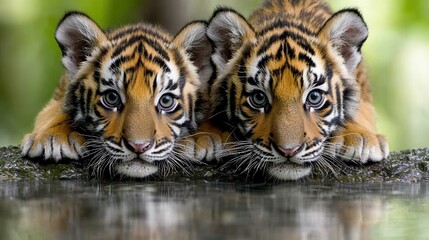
[179,133,223,162]
[21,131,84,162]
[331,129,389,164]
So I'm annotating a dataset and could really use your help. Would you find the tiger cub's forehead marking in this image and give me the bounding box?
[97,30,181,97]
[247,40,327,97]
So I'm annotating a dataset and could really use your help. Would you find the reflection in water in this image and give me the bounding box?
[0,181,428,240]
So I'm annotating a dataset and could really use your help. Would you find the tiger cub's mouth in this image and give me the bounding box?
[112,140,183,178]
[265,143,321,180]
[103,140,176,178]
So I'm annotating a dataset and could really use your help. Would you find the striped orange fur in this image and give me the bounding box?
[206,0,389,180]
[22,12,213,179]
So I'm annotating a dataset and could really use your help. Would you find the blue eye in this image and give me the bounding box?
[249,91,268,109]
[306,90,324,108]
[102,91,121,109]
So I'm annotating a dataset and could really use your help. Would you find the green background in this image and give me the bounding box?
[0,0,428,151]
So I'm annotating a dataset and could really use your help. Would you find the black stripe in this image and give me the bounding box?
[318,125,327,137]
[86,88,93,116]
[151,146,170,155]
[256,55,270,70]
[275,42,284,60]
[110,25,169,43]
[319,100,331,111]
[145,69,154,78]
[285,40,296,59]
[289,65,301,77]
[329,116,341,127]
[298,53,315,67]
[239,107,251,120]
[296,38,315,55]
[170,118,186,129]
[151,56,170,73]
[271,62,287,80]
[302,147,320,158]
[335,84,342,119]
[268,73,274,91]
[229,84,237,118]
[152,75,158,93]
[238,61,247,84]
[325,64,333,80]
[248,77,257,86]
[107,145,123,155]
[172,112,184,122]
[94,107,103,118]
[314,76,326,87]
[320,105,333,118]
[187,94,194,123]
[165,78,173,90]
[79,85,86,116]
[257,30,315,56]
[168,82,179,92]
[257,34,283,55]
[243,125,254,139]
[258,19,316,37]
[93,70,100,84]
[109,55,132,70]
[112,35,169,61]
[91,48,107,84]
[167,125,179,138]
[241,44,252,60]
[178,75,186,92]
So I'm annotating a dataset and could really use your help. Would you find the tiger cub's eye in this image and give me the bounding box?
[306,90,324,109]
[249,91,268,109]
[102,91,121,109]
[158,94,178,113]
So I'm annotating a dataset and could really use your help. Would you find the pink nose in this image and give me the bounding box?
[128,141,152,153]
[278,144,303,157]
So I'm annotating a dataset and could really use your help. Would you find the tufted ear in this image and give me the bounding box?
[318,9,368,75]
[55,12,107,77]
[173,21,213,83]
[207,9,256,72]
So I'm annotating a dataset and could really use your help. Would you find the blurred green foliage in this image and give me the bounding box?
[0,0,427,151]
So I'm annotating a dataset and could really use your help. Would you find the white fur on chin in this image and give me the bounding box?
[115,160,158,178]
[268,164,312,180]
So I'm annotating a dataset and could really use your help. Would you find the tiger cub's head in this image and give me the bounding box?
[207,9,367,180]
[56,12,212,178]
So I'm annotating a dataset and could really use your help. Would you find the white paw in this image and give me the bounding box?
[331,132,389,163]
[178,133,223,162]
[21,131,84,161]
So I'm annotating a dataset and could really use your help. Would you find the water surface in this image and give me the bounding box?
[0,181,428,240]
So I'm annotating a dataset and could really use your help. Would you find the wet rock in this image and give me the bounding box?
[0,146,86,181]
[1,146,428,183]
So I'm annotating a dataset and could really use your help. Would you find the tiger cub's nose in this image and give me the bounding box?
[127,140,152,153]
[278,144,303,157]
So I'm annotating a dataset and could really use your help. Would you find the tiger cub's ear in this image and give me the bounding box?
[173,21,213,83]
[207,9,256,73]
[55,12,107,77]
[318,9,368,75]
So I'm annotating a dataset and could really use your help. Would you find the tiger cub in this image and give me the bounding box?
[206,0,389,180]
[21,12,213,178]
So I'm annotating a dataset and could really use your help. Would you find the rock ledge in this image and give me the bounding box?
[1,146,428,183]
